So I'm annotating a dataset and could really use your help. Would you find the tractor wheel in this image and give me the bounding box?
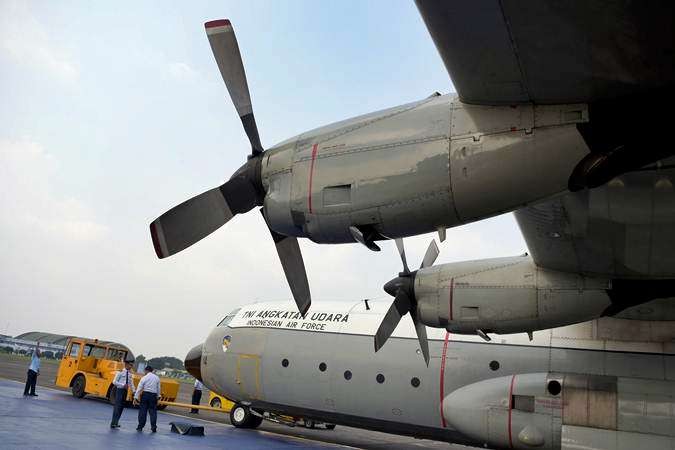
[71,375,86,398]
[210,397,222,409]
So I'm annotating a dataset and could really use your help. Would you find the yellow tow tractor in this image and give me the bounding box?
[208,391,234,411]
[55,337,179,409]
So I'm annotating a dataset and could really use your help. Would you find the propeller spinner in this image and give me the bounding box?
[374,238,439,366]
[149,19,311,316]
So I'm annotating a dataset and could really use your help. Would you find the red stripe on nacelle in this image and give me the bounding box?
[308,144,319,213]
[205,19,231,28]
[448,278,454,321]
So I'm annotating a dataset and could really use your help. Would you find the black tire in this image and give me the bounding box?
[325,424,336,430]
[71,375,86,398]
[229,404,262,429]
[305,419,315,429]
[250,414,263,428]
[210,397,222,409]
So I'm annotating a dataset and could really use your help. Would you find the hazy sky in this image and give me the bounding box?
[0,1,526,358]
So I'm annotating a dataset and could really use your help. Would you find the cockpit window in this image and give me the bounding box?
[218,308,240,327]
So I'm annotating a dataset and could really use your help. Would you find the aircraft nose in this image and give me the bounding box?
[184,344,203,381]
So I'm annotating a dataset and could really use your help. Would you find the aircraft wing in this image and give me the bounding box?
[514,162,675,278]
[415,0,675,105]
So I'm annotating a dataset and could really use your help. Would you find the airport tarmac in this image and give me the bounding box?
[0,355,478,449]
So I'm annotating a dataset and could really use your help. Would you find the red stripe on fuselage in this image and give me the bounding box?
[439,331,451,427]
[308,144,319,213]
[508,374,516,448]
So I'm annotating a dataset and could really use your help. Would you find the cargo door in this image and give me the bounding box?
[236,354,261,400]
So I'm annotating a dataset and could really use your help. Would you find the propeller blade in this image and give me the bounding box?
[410,309,430,366]
[268,227,312,317]
[394,238,410,274]
[420,239,439,269]
[150,186,234,258]
[150,176,259,259]
[374,290,411,352]
[205,20,263,155]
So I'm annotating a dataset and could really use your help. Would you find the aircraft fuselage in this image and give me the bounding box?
[191,300,675,449]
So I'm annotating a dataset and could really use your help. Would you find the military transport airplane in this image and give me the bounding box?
[184,299,675,450]
[149,1,675,319]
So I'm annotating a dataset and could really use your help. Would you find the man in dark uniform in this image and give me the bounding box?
[190,378,205,413]
[134,365,161,433]
[23,342,40,396]
[110,359,135,429]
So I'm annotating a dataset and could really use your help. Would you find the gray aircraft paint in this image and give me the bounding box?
[262,94,589,244]
[195,300,675,450]
[516,159,675,279]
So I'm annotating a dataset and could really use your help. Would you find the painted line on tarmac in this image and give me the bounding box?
[2,377,359,449]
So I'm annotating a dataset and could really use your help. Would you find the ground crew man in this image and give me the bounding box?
[190,378,205,413]
[134,365,161,432]
[110,359,135,429]
[23,342,40,396]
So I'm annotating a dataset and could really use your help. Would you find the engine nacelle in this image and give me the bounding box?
[414,255,612,335]
[444,372,675,450]
[443,373,562,449]
[261,94,589,243]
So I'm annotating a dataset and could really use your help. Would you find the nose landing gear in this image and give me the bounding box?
[229,403,263,429]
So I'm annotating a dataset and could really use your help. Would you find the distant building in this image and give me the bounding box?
[0,332,130,357]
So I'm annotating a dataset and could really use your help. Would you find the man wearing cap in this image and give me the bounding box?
[134,365,161,432]
[110,359,135,429]
[23,342,40,397]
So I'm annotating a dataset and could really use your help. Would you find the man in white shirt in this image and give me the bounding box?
[110,359,135,429]
[23,342,40,397]
[190,379,205,414]
[134,365,161,432]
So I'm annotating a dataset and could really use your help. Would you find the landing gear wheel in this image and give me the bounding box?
[71,375,86,398]
[230,404,262,429]
[210,397,222,409]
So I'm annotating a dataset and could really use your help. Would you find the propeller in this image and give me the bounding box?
[149,19,311,316]
[374,238,439,366]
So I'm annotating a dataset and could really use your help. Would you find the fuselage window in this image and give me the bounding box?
[344,370,352,380]
[376,374,385,384]
[411,377,420,388]
[281,358,289,368]
[319,362,327,372]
